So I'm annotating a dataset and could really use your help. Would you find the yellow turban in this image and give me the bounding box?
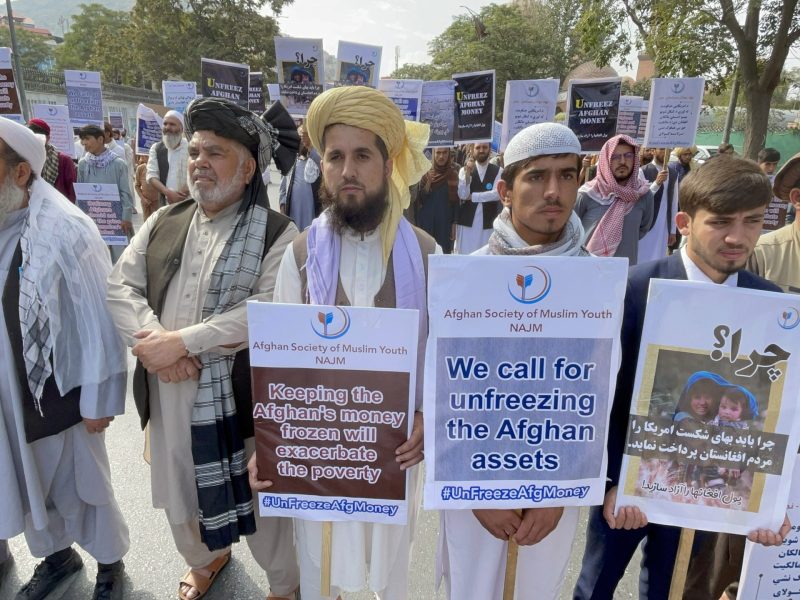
[305,86,431,263]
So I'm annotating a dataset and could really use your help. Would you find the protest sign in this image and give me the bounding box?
[336,41,381,88]
[566,77,621,153]
[453,70,495,144]
[162,81,197,112]
[0,48,22,122]
[616,280,800,534]
[74,183,126,245]
[500,79,559,152]
[740,460,800,597]
[275,37,324,116]
[107,111,124,129]
[32,104,74,157]
[135,103,163,156]
[267,83,280,103]
[491,120,501,153]
[248,302,419,525]
[643,78,705,148]
[424,255,627,510]
[763,195,790,232]
[378,79,423,121]
[64,70,103,127]
[420,80,456,147]
[249,72,265,112]
[616,95,644,141]
[201,58,249,108]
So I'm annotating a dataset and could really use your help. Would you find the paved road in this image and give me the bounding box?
[2,171,640,599]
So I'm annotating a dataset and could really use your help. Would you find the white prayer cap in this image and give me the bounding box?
[0,116,46,176]
[164,109,185,129]
[503,122,581,168]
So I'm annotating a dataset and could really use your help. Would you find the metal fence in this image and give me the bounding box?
[21,67,163,104]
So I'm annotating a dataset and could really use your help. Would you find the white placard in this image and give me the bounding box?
[162,81,197,112]
[500,79,559,152]
[32,104,74,157]
[274,37,325,116]
[74,183,125,245]
[64,70,103,127]
[336,40,382,88]
[643,77,705,148]
[378,79,423,121]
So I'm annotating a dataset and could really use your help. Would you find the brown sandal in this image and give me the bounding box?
[177,551,231,600]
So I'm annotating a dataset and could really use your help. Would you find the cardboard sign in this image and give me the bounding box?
[500,79,559,152]
[64,70,103,127]
[74,182,125,245]
[275,37,325,116]
[453,70,496,144]
[336,41,381,88]
[201,58,249,108]
[643,78,705,149]
[567,78,622,153]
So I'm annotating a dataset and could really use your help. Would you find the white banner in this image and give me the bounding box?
[424,255,627,510]
[248,302,419,525]
[336,40,382,88]
[500,79,559,152]
[135,103,163,156]
[378,79,423,121]
[274,37,324,116]
[64,70,103,127]
[162,81,197,113]
[32,104,75,157]
[643,77,705,149]
[616,280,800,534]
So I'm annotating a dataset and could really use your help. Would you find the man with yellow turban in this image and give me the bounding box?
[248,85,439,599]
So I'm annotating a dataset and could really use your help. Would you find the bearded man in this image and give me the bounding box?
[147,110,190,209]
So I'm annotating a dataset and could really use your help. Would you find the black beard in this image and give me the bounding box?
[321,178,389,234]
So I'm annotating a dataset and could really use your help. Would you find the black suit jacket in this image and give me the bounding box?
[606,253,782,488]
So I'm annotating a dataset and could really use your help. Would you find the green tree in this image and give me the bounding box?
[0,27,55,70]
[577,0,800,158]
[390,2,585,116]
[54,4,132,71]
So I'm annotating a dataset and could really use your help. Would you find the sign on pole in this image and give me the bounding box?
[74,183,126,245]
[0,48,23,123]
[249,302,419,525]
[424,255,628,510]
[566,77,621,153]
[453,70,495,144]
[274,37,325,117]
[643,78,705,149]
[249,72,265,113]
[201,58,249,108]
[500,79,559,152]
[616,95,645,143]
[616,280,800,534]
[162,81,197,113]
[64,70,103,127]
[32,104,74,157]
[135,103,163,156]
[336,41,381,88]
[378,79,423,121]
[420,80,456,148]
[107,111,124,129]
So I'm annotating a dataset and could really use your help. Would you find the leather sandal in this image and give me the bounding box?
[177,551,231,600]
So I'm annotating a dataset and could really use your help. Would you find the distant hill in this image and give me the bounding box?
[10,0,135,35]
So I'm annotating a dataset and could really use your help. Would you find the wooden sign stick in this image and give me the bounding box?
[502,509,523,600]
[321,521,332,597]
[668,527,695,600]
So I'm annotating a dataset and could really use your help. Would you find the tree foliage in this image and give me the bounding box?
[577,0,800,158]
[390,2,585,116]
[0,26,55,70]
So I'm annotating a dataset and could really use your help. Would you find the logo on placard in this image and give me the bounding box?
[91,184,102,192]
[395,81,405,90]
[311,308,351,339]
[779,308,800,330]
[526,83,540,98]
[672,82,685,94]
[47,107,57,116]
[508,266,551,304]
[79,72,87,80]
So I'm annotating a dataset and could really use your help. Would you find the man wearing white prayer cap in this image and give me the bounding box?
[147,109,190,209]
[437,122,587,600]
[0,117,129,599]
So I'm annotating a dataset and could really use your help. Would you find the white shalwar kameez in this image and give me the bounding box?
[274,227,439,600]
[454,162,502,255]
[0,207,129,564]
[637,163,677,264]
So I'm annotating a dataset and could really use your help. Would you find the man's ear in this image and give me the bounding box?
[243,156,257,183]
[675,211,692,236]
[384,158,394,179]
[789,188,800,211]
[497,179,512,208]
[13,162,32,188]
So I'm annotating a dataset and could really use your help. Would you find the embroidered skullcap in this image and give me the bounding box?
[503,122,581,168]
[305,85,431,263]
[0,116,46,176]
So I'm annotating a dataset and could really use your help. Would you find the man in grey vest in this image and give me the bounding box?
[454,142,502,254]
[107,98,301,600]
[249,85,436,600]
[147,110,190,209]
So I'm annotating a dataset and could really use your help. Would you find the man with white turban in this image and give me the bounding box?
[147,109,190,210]
[438,123,587,600]
[0,118,129,599]
[248,85,438,599]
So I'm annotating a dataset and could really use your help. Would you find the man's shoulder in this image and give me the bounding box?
[409,222,437,254]
[738,269,782,293]
[756,225,795,248]
[629,255,679,285]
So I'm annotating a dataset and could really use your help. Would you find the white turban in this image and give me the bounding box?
[164,109,185,131]
[0,116,46,176]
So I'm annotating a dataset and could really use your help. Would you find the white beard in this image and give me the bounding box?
[188,167,246,210]
[0,176,26,227]
[163,132,183,149]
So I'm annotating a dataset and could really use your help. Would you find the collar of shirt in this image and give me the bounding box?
[680,246,738,287]
[197,198,242,224]
[475,160,489,179]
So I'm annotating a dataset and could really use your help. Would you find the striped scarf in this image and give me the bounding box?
[191,179,268,550]
[41,144,60,187]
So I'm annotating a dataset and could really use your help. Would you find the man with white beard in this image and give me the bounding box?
[0,116,129,599]
[107,97,301,600]
[147,110,190,210]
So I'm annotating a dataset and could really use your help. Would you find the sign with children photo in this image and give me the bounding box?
[616,279,800,534]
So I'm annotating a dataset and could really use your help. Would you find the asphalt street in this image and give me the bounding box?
[2,171,640,599]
